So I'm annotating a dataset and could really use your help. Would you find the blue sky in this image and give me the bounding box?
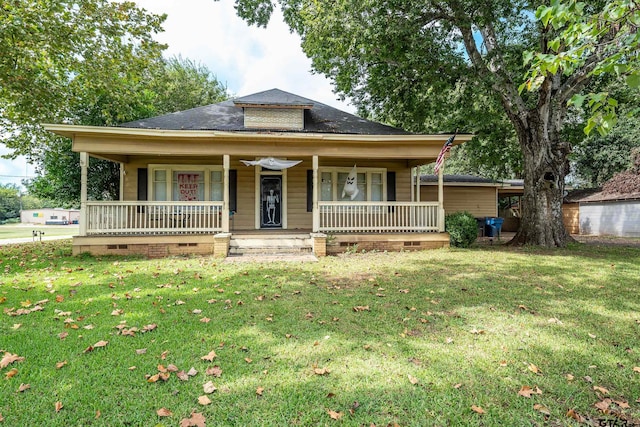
[0,0,352,190]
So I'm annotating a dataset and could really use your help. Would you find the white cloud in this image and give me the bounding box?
[135,0,352,110]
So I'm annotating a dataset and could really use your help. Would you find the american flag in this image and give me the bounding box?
[434,133,456,173]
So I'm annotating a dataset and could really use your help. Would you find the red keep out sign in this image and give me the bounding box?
[177,173,200,201]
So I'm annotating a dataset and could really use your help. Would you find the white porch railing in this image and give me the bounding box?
[318,201,440,233]
[85,201,224,235]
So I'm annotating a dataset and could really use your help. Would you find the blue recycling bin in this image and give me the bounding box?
[485,217,504,238]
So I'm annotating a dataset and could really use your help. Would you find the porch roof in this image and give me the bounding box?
[117,89,409,135]
[42,88,474,165]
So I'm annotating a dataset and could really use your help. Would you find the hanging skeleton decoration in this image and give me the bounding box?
[341,165,360,200]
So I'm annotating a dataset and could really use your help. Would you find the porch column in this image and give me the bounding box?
[438,165,445,232]
[222,155,230,232]
[312,155,319,232]
[410,168,415,202]
[416,168,421,202]
[119,163,125,201]
[79,152,88,236]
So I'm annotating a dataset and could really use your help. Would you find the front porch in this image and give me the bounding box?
[75,199,449,258]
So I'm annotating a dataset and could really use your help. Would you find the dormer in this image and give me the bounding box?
[233,89,314,130]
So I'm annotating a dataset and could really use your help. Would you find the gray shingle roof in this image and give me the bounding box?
[119,88,410,135]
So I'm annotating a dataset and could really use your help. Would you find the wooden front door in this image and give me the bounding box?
[260,175,282,228]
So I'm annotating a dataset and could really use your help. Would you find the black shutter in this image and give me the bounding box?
[229,169,237,213]
[387,171,396,201]
[307,170,313,212]
[137,168,148,213]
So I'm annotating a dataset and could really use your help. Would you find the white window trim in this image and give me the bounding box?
[318,167,387,202]
[149,164,224,201]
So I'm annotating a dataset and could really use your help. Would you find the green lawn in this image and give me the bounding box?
[0,224,78,240]
[1,241,639,426]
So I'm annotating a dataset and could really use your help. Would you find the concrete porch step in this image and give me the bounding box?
[229,233,313,255]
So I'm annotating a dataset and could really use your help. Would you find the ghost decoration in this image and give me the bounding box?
[341,165,360,200]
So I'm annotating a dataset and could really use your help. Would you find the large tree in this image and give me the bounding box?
[0,0,166,161]
[229,0,640,247]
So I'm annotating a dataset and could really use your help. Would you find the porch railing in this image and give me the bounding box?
[318,201,440,233]
[85,201,224,235]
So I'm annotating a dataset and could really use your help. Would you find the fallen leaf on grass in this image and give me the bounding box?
[533,404,550,415]
[314,367,330,376]
[593,385,609,395]
[594,398,611,412]
[177,371,189,381]
[471,405,485,414]
[156,408,172,417]
[633,366,640,373]
[206,366,222,377]
[111,309,123,316]
[200,350,217,362]
[187,367,198,376]
[198,395,212,405]
[1,352,25,369]
[83,340,108,353]
[203,381,217,394]
[408,374,419,385]
[244,358,253,364]
[136,349,147,355]
[327,409,343,420]
[518,385,542,398]
[200,317,210,323]
[18,383,30,392]
[256,387,264,396]
[0,412,4,422]
[55,401,63,413]
[453,383,463,389]
[58,331,68,340]
[566,374,575,381]
[528,363,542,375]
[56,361,67,369]
[180,412,206,427]
[353,306,370,312]
[614,400,630,409]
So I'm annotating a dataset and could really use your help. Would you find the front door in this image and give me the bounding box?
[260,175,282,228]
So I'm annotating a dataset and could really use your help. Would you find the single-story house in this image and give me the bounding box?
[44,89,472,258]
[572,189,640,237]
[20,208,80,225]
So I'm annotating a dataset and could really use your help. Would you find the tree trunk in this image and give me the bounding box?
[508,110,572,247]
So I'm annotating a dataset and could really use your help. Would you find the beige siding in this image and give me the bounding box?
[563,203,579,234]
[121,156,414,230]
[421,185,498,217]
[244,108,304,130]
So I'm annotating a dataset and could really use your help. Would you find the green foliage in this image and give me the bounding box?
[566,77,640,187]
[445,211,478,248]
[0,0,166,160]
[524,0,640,135]
[0,184,21,221]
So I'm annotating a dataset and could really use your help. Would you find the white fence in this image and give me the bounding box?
[318,201,440,233]
[85,201,224,235]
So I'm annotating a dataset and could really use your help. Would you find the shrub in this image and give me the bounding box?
[445,211,478,248]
